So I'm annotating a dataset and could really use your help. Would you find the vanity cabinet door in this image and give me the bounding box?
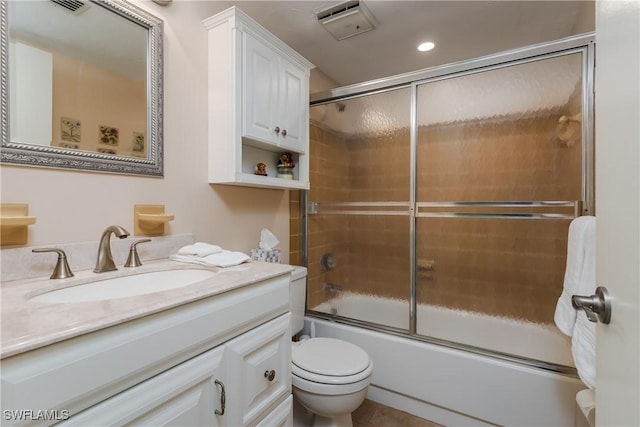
[224,313,292,426]
[58,346,226,427]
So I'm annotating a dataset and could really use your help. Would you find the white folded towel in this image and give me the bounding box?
[170,250,251,268]
[177,242,222,257]
[553,215,597,390]
[554,216,596,336]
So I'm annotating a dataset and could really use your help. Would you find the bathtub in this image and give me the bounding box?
[308,294,586,426]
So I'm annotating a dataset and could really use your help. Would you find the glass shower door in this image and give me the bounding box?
[414,52,586,365]
[306,87,412,330]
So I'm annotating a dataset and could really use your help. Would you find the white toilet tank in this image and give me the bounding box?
[290,266,307,336]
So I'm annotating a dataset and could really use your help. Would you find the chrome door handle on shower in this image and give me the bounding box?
[572,286,611,324]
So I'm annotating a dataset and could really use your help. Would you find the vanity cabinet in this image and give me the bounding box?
[58,314,291,427]
[1,273,292,427]
[203,7,314,190]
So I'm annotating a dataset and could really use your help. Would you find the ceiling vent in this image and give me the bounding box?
[50,0,90,15]
[316,1,377,41]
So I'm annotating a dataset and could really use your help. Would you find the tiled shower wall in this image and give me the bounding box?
[290,125,352,306]
[292,112,581,324]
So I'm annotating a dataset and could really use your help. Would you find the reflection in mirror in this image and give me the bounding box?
[1,0,164,176]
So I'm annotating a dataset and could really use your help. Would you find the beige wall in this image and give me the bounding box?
[52,52,146,155]
[0,1,298,257]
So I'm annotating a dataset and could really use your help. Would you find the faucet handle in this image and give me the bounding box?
[125,239,151,268]
[32,248,74,279]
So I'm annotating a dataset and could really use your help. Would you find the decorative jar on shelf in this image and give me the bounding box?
[276,165,294,179]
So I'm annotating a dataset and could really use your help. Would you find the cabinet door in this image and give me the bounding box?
[278,59,308,154]
[225,313,292,426]
[243,33,280,146]
[59,347,226,427]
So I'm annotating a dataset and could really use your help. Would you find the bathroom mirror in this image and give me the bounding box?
[0,0,164,176]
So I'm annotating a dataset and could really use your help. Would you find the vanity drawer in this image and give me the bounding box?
[225,313,292,426]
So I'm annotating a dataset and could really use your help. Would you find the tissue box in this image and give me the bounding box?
[251,248,281,263]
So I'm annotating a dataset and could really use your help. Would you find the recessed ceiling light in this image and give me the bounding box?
[417,42,435,52]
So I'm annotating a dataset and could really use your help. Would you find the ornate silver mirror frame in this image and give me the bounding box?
[0,0,164,176]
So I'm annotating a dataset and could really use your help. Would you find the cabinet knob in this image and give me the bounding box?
[274,126,280,135]
[264,369,276,381]
[281,129,287,137]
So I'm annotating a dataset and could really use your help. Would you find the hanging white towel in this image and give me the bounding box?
[170,250,251,268]
[554,216,596,336]
[571,217,597,389]
[553,215,597,389]
[573,309,597,389]
[177,242,222,257]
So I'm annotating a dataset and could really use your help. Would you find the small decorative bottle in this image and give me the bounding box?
[277,152,295,179]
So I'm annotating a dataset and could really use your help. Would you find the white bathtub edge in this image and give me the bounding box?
[307,316,586,427]
[367,385,496,427]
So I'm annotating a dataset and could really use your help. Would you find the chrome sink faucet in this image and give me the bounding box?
[94,225,130,273]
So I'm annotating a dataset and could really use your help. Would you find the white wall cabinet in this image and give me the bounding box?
[243,34,308,154]
[1,274,292,427]
[204,7,314,190]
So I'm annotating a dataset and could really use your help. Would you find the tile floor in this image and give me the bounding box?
[352,399,443,427]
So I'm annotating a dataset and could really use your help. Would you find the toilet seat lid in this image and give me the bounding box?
[292,337,370,376]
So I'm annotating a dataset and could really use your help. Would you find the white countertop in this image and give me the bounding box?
[1,260,293,359]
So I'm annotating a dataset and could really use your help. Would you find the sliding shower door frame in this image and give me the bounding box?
[304,33,595,375]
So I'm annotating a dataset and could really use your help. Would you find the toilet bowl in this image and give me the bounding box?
[292,337,373,427]
[290,267,373,427]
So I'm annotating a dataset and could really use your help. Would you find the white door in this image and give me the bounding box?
[595,1,640,426]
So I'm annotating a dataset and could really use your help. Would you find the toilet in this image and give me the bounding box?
[290,267,373,427]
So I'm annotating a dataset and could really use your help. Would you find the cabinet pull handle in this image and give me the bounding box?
[274,126,280,135]
[281,129,287,137]
[264,369,276,381]
[214,379,225,416]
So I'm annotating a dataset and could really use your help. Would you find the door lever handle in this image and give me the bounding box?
[572,286,611,324]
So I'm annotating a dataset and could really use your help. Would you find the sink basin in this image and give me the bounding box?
[30,269,217,304]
